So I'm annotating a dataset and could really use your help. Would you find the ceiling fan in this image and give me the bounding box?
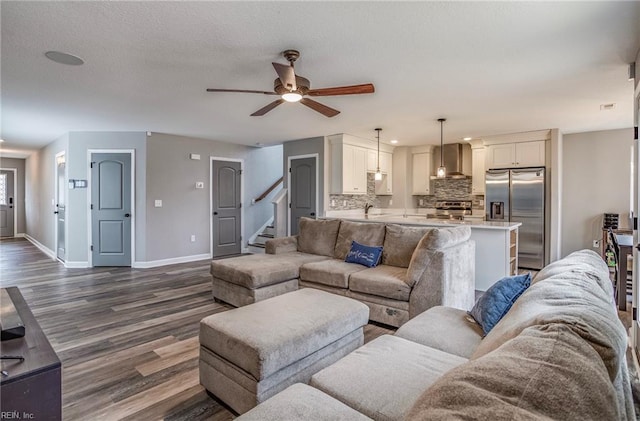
[206,50,375,118]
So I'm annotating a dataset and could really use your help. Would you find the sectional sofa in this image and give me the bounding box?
[210,217,476,327]
[238,249,635,420]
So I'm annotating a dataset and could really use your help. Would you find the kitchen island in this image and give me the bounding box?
[325,210,521,291]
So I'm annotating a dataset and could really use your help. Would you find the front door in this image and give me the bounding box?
[212,160,241,257]
[0,170,14,237]
[56,155,66,261]
[289,157,317,235]
[91,153,132,266]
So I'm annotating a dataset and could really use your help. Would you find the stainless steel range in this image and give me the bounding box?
[427,201,472,220]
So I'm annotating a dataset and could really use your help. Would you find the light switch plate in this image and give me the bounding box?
[195,182,204,189]
[190,153,201,160]
[154,200,162,208]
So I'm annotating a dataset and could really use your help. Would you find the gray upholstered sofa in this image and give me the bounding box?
[211,217,476,327]
[238,249,635,420]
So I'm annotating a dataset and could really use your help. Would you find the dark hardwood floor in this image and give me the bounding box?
[0,238,393,420]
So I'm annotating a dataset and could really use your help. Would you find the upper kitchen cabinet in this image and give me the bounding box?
[330,134,394,195]
[411,146,433,195]
[485,137,547,170]
[470,141,486,195]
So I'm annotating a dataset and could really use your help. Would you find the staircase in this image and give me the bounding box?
[247,225,275,253]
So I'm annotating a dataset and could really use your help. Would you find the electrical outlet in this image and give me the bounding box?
[331,199,335,207]
[191,235,196,242]
[389,199,392,205]
[419,199,424,206]
[343,200,347,206]
[593,240,600,248]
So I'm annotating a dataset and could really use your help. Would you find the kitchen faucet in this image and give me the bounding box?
[364,203,374,215]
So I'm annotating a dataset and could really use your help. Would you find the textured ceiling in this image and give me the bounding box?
[1,1,639,156]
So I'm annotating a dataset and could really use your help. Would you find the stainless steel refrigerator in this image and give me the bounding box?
[485,168,545,270]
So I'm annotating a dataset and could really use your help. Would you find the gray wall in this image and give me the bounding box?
[66,132,148,264]
[561,128,634,257]
[0,157,26,234]
[25,134,68,252]
[145,133,282,261]
[283,136,326,217]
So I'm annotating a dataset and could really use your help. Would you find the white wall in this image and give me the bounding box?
[561,128,634,257]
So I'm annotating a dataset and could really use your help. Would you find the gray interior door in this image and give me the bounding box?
[56,158,66,261]
[0,170,15,237]
[91,153,132,266]
[290,157,316,236]
[212,160,241,257]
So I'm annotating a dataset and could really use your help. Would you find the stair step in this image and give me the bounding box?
[248,243,265,249]
[260,233,275,238]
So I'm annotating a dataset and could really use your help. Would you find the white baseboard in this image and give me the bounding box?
[24,234,56,260]
[64,261,90,268]
[133,253,212,269]
[15,233,25,238]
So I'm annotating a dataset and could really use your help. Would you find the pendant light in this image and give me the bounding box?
[374,128,383,181]
[436,118,447,178]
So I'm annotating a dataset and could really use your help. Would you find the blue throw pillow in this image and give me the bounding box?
[345,241,383,268]
[468,272,532,336]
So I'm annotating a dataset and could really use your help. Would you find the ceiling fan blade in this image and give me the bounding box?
[299,98,340,118]
[307,83,375,97]
[272,62,297,91]
[251,99,285,116]
[206,88,278,95]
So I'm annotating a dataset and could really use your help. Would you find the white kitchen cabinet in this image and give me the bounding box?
[331,142,368,194]
[412,152,432,195]
[485,140,545,169]
[471,147,486,195]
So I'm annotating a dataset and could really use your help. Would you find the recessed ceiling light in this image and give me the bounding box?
[463,137,472,141]
[390,139,398,144]
[0,139,4,142]
[600,103,616,111]
[45,51,84,66]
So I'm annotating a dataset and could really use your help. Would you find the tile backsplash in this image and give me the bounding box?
[329,173,389,210]
[413,178,484,210]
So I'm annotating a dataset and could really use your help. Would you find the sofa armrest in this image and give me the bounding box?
[408,236,475,319]
[265,236,298,254]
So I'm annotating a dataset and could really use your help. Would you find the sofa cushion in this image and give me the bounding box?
[300,259,367,289]
[345,241,383,268]
[349,265,412,301]
[333,221,386,260]
[210,252,330,289]
[405,324,619,421]
[236,383,373,421]
[395,306,483,359]
[310,335,467,421]
[471,250,627,383]
[297,218,341,257]
[381,224,432,268]
[468,272,531,335]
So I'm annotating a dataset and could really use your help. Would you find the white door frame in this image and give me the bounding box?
[209,156,245,255]
[0,167,18,237]
[87,149,136,267]
[287,153,319,236]
[632,81,639,362]
[53,151,67,262]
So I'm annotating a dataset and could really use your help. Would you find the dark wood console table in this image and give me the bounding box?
[0,287,62,420]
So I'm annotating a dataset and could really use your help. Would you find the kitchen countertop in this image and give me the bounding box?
[324,210,520,230]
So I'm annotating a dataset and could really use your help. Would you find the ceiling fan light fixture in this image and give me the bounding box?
[282,92,302,102]
[437,118,447,179]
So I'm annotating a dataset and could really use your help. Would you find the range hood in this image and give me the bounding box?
[431,143,472,179]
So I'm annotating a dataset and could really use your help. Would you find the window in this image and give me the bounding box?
[0,173,6,205]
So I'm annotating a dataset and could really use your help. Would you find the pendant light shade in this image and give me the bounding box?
[436,118,446,178]
[374,128,383,181]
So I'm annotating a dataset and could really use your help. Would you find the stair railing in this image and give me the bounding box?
[272,188,288,238]
[253,177,284,203]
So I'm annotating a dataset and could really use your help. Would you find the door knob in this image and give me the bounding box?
[124,213,131,218]
[310,212,316,217]
[213,212,218,215]
[54,211,59,214]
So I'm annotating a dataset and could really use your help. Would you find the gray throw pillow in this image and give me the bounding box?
[297,218,341,257]
[382,224,432,268]
[333,221,386,260]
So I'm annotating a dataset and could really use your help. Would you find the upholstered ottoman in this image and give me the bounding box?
[199,288,369,414]
[210,252,330,307]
